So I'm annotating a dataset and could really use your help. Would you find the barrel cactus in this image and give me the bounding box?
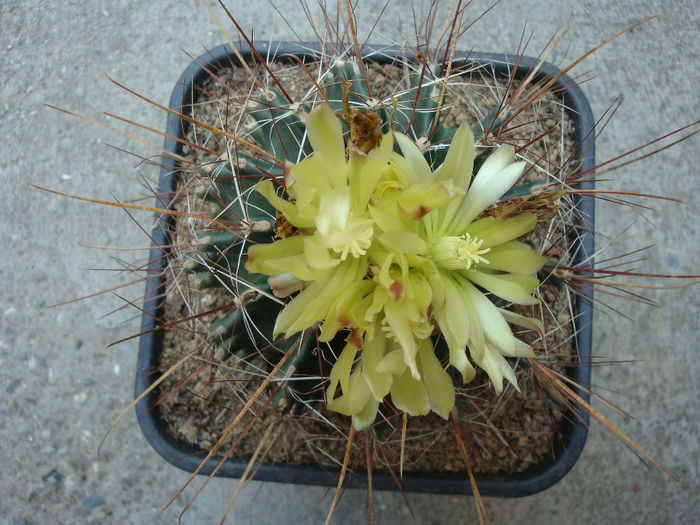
[184,52,548,430]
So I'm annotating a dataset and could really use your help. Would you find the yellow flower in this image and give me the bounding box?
[246,104,547,429]
[377,122,546,393]
[326,320,454,430]
[246,104,456,343]
[246,104,389,336]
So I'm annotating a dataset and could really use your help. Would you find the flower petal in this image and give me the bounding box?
[455,161,527,232]
[444,146,526,234]
[394,181,460,221]
[469,145,517,193]
[368,202,408,232]
[256,180,316,228]
[465,270,540,305]
[275,259,364,337]
[451,278,486,362]
[315,187,350,237]
[435,121,474,189]
[417,339,455,419]
[268,273,303,298]
[306,104,346,185]
[352,393,379,431]
[304,237,341,270]
[434,276,474,382]
[326,343,357,410]
[384,300,420,379]
[390,367,430,416]
[485,241,548,274]
[476,343,520,394]
[246,235,315,281]
[361,331,393,400]
[325,216,375,256]
[273,280,325,337]
[318,280,375,342]
[468,214,537,250]
[352,131,395,211]
[376,348,406,375]
[507,338,535,358]
[377,230,427,255]
[288,157,331,197]
[498,308,544,335]
[460,279,516,355]
[394,132,433,184]
[329,367,377,428]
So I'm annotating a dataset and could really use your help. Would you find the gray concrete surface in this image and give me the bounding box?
[1,1,698,523]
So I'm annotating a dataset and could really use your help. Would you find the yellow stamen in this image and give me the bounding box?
[429,233,491,271]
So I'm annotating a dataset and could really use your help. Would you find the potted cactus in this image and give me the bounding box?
[31,2,698,523]
[135,38,596,506]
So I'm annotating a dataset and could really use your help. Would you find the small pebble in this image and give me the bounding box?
[41,468,62,484]
[31,354,48,368]
[81,492,105,512]
[73,391,87,403]
[6,378,20,394]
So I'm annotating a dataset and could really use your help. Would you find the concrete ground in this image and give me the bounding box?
[1,1,698,523]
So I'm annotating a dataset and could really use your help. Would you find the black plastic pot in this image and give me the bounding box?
[136,42,595,497]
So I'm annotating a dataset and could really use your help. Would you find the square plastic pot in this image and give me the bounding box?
[135,41,595,497]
